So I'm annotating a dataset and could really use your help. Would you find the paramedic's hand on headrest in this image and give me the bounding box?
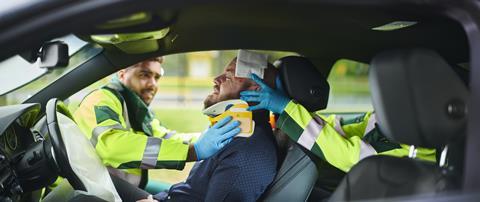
[194,116,241,160]
[240,74,290,114]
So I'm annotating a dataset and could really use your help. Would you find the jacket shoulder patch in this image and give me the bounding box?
[94,105,121,124]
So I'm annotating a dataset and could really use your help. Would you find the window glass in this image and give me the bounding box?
[326,59,372,113]
[0,35,88,105]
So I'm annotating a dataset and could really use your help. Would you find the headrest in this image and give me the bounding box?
[369,49,468,148]
[276,56,330,111]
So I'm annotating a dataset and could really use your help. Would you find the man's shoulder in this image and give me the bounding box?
[221,124,277,157]
[79,88,122,108]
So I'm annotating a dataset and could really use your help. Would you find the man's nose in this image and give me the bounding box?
[147,76,157,88]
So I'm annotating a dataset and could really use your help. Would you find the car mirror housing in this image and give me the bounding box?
[19,41,69,69]
[39,41,69,69]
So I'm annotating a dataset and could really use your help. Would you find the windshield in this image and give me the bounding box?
[0,35,87,106]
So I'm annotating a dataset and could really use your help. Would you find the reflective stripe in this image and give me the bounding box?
[297,115,324,149]
[364,113,377,136]
[334,116,346,137]
[164,131,177,139]
[359,114,378,160]
[122,101,131,130]
[140,137,162,169]
[91,124,126,147]
[359,141,377,160]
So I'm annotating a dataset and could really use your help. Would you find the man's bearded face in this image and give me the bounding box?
[204,58,251,108]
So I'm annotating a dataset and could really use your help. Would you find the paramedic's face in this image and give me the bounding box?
[119,60,162,105]
[204,58,252,108]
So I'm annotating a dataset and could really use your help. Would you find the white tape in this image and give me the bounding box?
[235,50,268,78]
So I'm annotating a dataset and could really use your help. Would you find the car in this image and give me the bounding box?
[0,0,479,201]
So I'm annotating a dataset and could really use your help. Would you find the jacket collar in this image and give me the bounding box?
[105,79,155,136]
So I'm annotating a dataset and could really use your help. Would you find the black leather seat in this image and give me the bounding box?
[329,49,468,201]
[261,56,330,201]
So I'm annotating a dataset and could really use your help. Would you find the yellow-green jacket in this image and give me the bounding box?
[74,80,195,187]
[277,101,436,172]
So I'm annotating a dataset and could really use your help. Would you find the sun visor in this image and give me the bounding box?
[91,28,169,54]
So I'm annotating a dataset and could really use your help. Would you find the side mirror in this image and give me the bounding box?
[19,41,69,69]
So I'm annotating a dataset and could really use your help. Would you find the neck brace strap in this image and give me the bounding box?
[205,100,254,137]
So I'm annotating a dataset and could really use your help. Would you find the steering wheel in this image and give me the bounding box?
[45,98,121,202]
[45,98,86,191]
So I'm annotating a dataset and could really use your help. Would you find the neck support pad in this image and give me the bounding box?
[203,99,255,138]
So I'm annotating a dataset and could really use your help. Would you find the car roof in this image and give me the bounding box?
[0,0,468,73]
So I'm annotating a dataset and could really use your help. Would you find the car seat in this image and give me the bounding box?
[261,56,330,201]
[329,49,468,201]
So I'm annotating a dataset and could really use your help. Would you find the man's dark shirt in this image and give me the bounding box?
[155,110,278,202]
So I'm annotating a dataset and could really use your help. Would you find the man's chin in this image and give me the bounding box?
[141,97,152,105]
[203,94,218,109]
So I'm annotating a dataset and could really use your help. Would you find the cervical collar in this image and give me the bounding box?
[203,99,254,138]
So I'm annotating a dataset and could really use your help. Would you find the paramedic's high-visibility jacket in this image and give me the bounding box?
[74,80,195,188]
[277,101,436,172]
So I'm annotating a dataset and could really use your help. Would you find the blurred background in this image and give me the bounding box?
[0,49,372,184]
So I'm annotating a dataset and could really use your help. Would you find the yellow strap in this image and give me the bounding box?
[209,104,252,125]
[209,111,252,125]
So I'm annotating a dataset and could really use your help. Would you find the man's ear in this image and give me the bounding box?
[117,69,126,81]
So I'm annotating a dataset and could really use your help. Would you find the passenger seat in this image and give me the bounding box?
[261,56,330,201]
[329,49,468,201]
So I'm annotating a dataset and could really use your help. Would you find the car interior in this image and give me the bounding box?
[329,48,468,201]
[0,1,479,202]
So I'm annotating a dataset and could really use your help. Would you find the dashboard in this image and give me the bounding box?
[0,121,36,159]
[0,103,42,201]
[0,101,126,201]
[0,101,116,202]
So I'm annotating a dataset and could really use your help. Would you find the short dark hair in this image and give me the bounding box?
[262,63,278,89]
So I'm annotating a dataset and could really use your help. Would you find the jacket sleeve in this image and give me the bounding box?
[150,118,200,144]
[277,101,436,172]
[276,101,379,172]
[73,89,189,170]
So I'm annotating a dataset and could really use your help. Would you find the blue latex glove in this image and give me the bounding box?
[194,116,241,160]
[240,74,290,114]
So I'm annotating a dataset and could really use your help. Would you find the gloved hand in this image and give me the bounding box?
[194,116,241,160]
[240,74,290,114]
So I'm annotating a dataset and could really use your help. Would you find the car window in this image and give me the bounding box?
[326,59,372,113]
[0,35,88,106]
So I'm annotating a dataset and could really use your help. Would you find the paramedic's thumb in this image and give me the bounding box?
[194,116,241,160]
[240,74,290,114]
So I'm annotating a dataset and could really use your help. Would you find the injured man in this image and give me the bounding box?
[156,55,278,201]
[123,53,279,202]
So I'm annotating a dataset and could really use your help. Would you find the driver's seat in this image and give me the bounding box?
[42,99,121,202]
